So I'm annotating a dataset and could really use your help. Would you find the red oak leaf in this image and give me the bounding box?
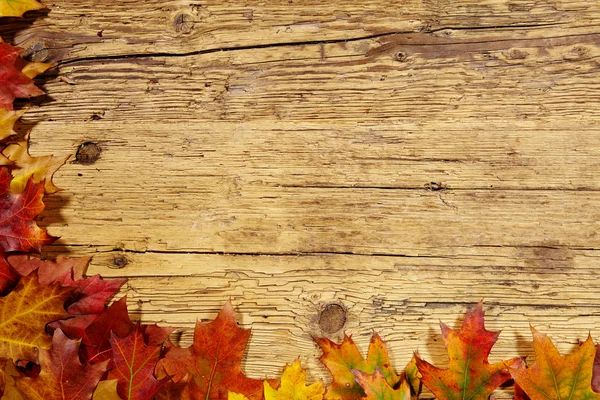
[108,324,168,400]
[15,329,109,400]
[0,167,54,255]
[415,302,523,400]
[0,43,45,110]
[156,301,270,400]
[81,296,134,365]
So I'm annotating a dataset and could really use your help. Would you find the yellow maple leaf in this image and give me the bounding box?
[0,0,44,18]
[228,393,250,400]
[264,360,324,400]
[0,273,71,362]
[92,380,122,400]
[0,108,24,141]
[2,133,70,194]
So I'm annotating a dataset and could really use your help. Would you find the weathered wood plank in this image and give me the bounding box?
[18,30,600,128]
[3,0,600,62]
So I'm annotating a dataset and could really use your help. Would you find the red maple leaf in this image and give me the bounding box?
[0,255,18,295]
[15,329,108,399]
[81,296,134,365]
[108,324,168,400]
[0,167,54,255]
[0,43,44,110]
[156,301,271,400]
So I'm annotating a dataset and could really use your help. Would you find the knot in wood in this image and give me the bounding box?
[76,142,102,165]
[174,13,194,33]
[319,303,346,334]
[112,256,128,269]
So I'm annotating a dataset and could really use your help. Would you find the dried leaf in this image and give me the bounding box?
[264,360,323,400]
[16,329,109,399]
[510,327,600,400]
[415,302,523,400]
[0,0,44,18]
[0,167,54,255]
[2,134,70,194]
[156,301,268,400]
[108,324,167,400]
[0,273,71,361]
[92,380,123,400]
[314,333,400,399]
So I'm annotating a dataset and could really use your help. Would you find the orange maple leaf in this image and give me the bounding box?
[156,301,271,400]
[510,327,600,400]
[415,302,523,400]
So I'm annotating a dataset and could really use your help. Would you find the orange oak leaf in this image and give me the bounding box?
[2,133,70,194]
[0,0,44,18]
[353,369,411,400]
[314,333,402,399]
[0,167,54,255]
[509,327,600,400]
[415,302,523,400]
[108,324,168,400]
[0,43,46,110]
[0,272,71,361]
[16,329,109,399]
[156,301,270,400]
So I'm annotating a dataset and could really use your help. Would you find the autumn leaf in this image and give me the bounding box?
[415,302,523,400]
[7,254,126,338]
[81,296,134,365]
[93,380,123,400]
[0,44,46,110]
[0,108,23,141]
[353,369,411,400]
[314,332,401,399]
[156,301,269,400]
[0,0,44,18]
[107,324,167,400]
[264,360,323,400]
[16,329,109,399]
[509,327,600,400]
[0,167,54,255]
[2,133,70,194]
[0,256,18,295]
[229,393,250,400]
[1,359,25,400]
[0,273,71,361]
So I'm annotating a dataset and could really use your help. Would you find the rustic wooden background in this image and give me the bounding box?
[3,0,600,397]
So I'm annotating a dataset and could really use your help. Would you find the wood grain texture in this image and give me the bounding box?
[7,0,600,397]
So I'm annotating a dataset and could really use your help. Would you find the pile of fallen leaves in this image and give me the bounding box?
[2,2,600,400]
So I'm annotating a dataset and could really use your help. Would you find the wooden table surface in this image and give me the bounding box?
[4,1,600,397]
